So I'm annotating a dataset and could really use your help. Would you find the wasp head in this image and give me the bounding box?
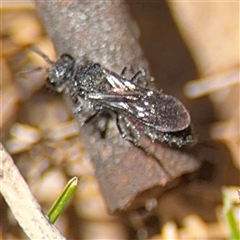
[30,46,75,92]
[47,54,75,92]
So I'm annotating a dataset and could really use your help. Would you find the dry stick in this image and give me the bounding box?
[34,1,200,213]
[0,143,66,239]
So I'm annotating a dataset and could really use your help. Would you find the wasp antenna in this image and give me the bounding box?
[16,67,47,78]
[29,45,54,65]
[18,66,46,77]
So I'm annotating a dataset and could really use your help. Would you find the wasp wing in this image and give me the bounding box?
[89,89,191,132]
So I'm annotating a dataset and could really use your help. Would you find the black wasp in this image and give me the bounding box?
[32,46,195,147]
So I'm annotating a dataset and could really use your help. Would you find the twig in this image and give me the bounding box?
[0,143,66,239]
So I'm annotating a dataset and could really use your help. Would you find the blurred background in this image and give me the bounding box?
[1,1,239,239]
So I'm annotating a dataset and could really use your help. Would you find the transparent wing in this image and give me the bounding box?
[88,89,191,132]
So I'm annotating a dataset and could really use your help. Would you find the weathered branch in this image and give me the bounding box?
[0,143,66,239]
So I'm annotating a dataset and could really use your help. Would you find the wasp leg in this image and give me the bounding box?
[116,115,141,145]
[131,69,147,86]
[121,65,148,87]
[69,96,96,127]
[72,97,111,139]
[120,64,132,78]
[84,110,112,139]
